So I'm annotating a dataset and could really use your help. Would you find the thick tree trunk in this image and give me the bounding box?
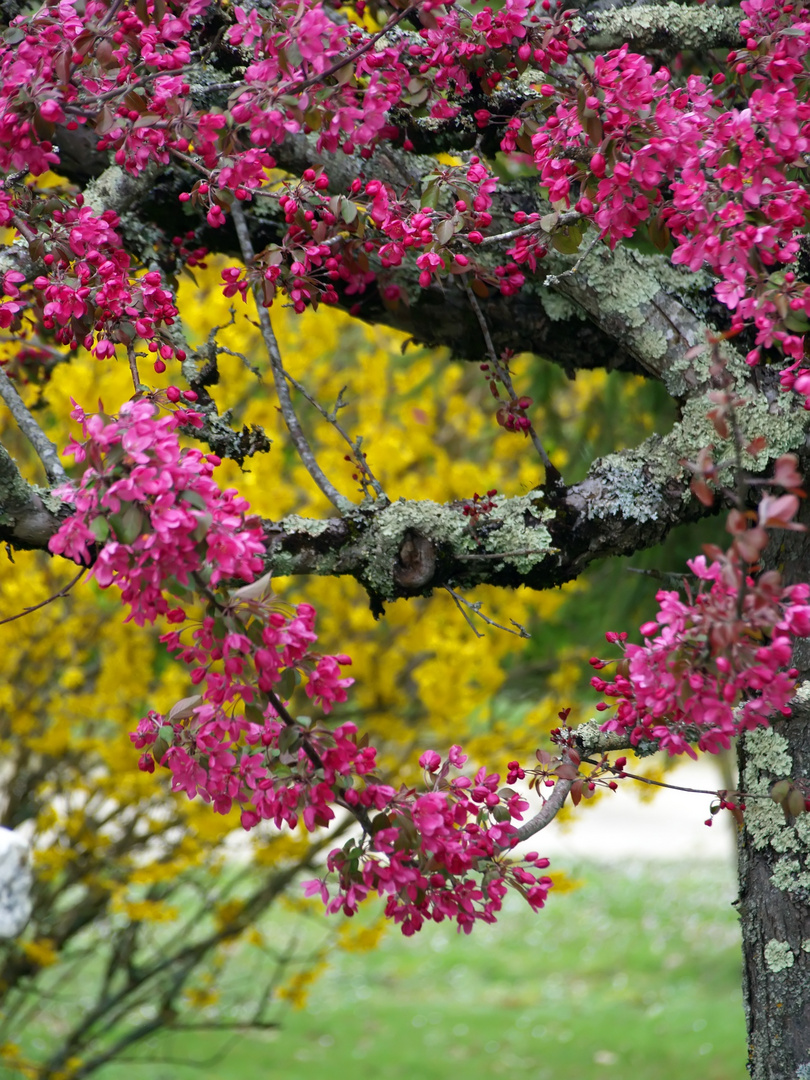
[738,519,810,1080]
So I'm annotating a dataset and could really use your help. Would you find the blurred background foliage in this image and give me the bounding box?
[1,195,729,1075]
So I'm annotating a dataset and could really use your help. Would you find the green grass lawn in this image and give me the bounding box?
[89,859,746,1080]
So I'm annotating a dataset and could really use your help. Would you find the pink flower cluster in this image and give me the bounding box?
[134,601,553,936]
[529,0,810,384]
[134,699,368,830]
[0,0,560,371]
[212,156,507,316]
[44,396,554,936]
[153,600,356,822]
[48,400,265,624]
[1,0,810,397]
[306,745,553,936]
[592,546,810,757]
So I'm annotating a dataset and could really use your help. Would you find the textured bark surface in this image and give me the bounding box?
[738,505,810,1080]
[738,715,810,1080]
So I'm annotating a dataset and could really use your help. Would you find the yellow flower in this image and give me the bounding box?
[276,962,327,1010]
[214,899,246,935]
[111,898,179,923]
[21,939,58,967]
[337,918,387,953]
[184,985,221,1009]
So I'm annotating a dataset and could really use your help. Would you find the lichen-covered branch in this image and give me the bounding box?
[265,135,724,383]
[0,442,67,550]
[48,123,721,385]
[7,370,807,605]
[578,3,742,53]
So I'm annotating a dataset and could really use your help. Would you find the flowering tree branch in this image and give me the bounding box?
[512,775,574,842]
[2,0,810,1003]
[41,130,712,384]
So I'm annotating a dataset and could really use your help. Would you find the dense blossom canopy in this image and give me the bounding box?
[1,0,810,940]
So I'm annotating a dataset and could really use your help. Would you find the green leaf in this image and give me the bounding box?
[278,726,300,755]
[552,226,583,255]
[167,695,202,723]
[109,504,145,544]
[786,788,806,818]
[277,666,297,701]
[245,702,266,725]
[648,217,671,252]
[180,489,208,511]
[340,199,358,225]
[784,312,810,334]
[435,218,457,246]
[770,779,792,804]
[421,182,441,210]
[89,515,110,543]
[192,512,213,542]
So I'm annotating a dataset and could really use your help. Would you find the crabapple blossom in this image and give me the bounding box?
[5,0,810,956]
[48,400,265,624]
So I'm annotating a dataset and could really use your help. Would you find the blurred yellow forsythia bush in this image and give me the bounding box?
[0,250,657,1077]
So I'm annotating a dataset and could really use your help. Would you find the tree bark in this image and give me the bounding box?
[738,506,810,1080]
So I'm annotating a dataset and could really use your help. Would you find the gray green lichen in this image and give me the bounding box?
[770,856,810,894]
[533,285,585,324]
[585,441,666,523]
[280,514,334,538]
[764,939,795,973]
[742,728,810,893]
[581,3,740,52]
[487,493,556,573]
[596,382,810,518]
[579,246,664,331]
[361,493,554,595]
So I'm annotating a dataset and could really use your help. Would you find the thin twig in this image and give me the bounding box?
[98,0,127,29]
[625,567,687,582]
[165,1020,279,1033]
[230,202,353,513]
[0,567,85,626]
[479,209,584,248]
[126,345,141,393]
[278,370,387,502]
[0,369,68,485]
[462,278,561,484]
[580,756,771,800]
[293,5,417,93]
[266,687,373,831]
[445,586,530,638]
[10,214,37,244]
